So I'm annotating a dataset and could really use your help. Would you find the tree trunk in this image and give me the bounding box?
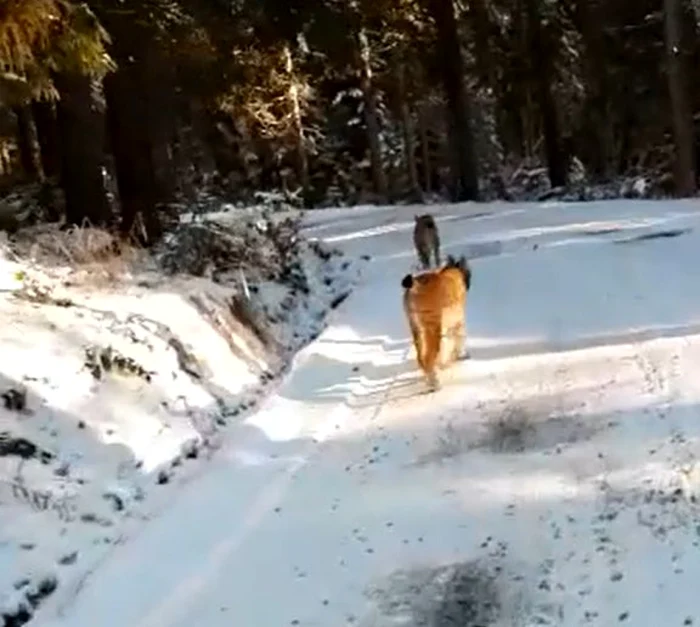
[143,45,178,205]
[104,61,164,243]
[31,99,60,178]
[524,0,567,188]
[357,28,389,200]
[469,0,511,160]
[395,62,422,201]
[469,0,495,87]
[663,0,696,196]
[690,0,700,25]
[283,44,310,203]
[14,105,43,180]
[190,101,220,185]
[53,72,111,226]
[576,0,614,178]
[418,107,432,193]
[93,5,178,243]
[426,0,479,201]
[537,77,567,188]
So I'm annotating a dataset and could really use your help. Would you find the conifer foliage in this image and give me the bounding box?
[0,0,697,239]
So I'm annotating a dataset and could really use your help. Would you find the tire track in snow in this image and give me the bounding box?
[119,341,410,627]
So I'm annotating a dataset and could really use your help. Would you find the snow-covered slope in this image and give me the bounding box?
[0,224,359,627]
[30,199,700,626]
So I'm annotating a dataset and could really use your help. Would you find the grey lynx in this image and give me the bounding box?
[413,213,441,270]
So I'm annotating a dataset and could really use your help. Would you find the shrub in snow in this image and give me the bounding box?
[156,206,355,360]
[156,208,345,301]
[155,209,306,286]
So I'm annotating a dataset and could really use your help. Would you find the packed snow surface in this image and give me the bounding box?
[30,199,700,626]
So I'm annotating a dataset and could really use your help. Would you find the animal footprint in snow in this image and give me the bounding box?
[2,387,27,411]
[678,463,700,501]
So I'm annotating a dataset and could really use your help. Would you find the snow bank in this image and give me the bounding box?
[0,212,362,626]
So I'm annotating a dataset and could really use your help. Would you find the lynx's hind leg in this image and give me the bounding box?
[449,320,466,364]
[408,318,427,373]
[421,320,442,390]
[426,370,440,392]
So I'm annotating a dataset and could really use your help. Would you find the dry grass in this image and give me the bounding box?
[10,224,146,285]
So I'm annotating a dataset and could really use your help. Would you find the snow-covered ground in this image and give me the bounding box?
[0,220,360,626]
[23,198,700,626]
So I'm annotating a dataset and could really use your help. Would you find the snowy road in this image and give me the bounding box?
[33,199,700,626]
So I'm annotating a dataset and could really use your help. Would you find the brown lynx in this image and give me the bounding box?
[401,254,472,390]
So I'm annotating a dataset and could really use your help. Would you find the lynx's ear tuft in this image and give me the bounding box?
[463,264,472,291]
[401,274,414,289]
